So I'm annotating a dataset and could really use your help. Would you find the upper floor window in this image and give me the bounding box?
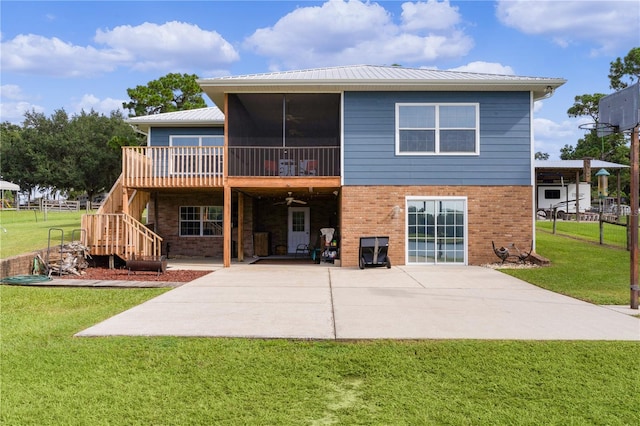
[170,135,224,147]
[396,103,479,155]
[169,136,224,176]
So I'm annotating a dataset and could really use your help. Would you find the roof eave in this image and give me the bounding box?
[199,78,567,110]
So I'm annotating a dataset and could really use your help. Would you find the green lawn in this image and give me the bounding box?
[1,285,638,425]
[0,210,89,258]
[2,213,640,423]
[503,230,632,305]
[536,219,628,248]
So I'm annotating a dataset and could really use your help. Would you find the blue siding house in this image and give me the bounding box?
[90,65,565,267]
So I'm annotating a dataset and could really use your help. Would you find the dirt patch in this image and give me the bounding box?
[54,267,211,282]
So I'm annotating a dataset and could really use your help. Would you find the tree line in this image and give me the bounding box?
[0,73,205,203]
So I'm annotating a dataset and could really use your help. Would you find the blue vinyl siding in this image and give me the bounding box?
[343,92,532,185]
[149,127,223,147]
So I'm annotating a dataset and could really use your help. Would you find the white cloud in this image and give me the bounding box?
[449,61,515,75]
[0,22,240,78]
[496,0,639,54]
[533,117,585,159]
[244,0,473,70]
[95,21,239,72]
[0,34,126,77]
[0,84,44,124]
[71,94,125,116]
[0,101,45,124]
[401,0,461,32]
[0,84,26,101]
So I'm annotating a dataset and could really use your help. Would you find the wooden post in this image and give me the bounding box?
[238,192,244,262]
[575,170,580,222]
[223,185,232,267]
[630,126,639,309]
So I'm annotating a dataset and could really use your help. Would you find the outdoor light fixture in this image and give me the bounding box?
[595,168,610,199]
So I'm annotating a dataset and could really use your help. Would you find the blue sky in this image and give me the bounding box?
[1,0,638,159]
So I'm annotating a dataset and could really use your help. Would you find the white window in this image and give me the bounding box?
[170,136,224,147]
[170,136,223,176]
[396,103,479,155]
[179,206,223,237]
[406,197,467,264]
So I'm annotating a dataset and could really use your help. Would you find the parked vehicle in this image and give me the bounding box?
[536,183,591,219]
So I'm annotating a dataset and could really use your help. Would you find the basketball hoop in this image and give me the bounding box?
[578,122,619,137]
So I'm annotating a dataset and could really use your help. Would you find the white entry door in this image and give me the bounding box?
[288,207,310,253]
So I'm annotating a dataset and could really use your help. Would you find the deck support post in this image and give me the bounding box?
[223,185,232,267]
[237,192,244,262]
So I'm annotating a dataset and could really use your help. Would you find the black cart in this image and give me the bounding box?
[358,236,391,269]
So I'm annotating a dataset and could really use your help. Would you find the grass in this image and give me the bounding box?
[536,219,628,248]
[503,230,632,305]
[0,210,89,258]
[1,285,639,425]
[1,213,639,423]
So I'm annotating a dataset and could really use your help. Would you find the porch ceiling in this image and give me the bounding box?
[234,186,339,202]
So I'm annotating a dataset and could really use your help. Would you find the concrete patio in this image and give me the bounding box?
[76,264,640,341]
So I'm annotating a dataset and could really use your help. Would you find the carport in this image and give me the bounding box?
[535,158,629,218]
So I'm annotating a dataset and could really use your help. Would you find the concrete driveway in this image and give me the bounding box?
[76,265,640,340]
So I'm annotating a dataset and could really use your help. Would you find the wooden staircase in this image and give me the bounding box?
[81,174,162,260]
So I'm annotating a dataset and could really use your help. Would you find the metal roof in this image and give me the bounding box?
[198,64,566,109]
[125,107,224,132]
[0,180,20,191]
[535,160,628,170]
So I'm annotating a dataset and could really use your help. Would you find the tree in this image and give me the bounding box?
[123,73,207,117]
[66,110,137,199]
[534,152,549,160]
[609,47,640,90]
[0,121,38,199]
[2,109,138,200]
[566,93,605,123]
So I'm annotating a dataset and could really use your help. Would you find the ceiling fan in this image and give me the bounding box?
[274,192,307,206]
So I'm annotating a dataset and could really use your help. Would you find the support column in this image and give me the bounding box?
[237,192,244,262]
[223,185,232,267]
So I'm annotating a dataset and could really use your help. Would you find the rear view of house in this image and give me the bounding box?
[82,65,565,267]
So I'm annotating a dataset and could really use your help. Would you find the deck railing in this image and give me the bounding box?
[228,146,340,177]
[82,213,162,259]
[122,146,224,188]
[122,145,340,187]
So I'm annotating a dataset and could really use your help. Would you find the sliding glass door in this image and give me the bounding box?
[407,198,466,264]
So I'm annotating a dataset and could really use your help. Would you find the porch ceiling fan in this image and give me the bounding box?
[274,192,307,206]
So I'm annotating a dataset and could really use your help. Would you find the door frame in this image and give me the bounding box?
[405,196,468,265]
[287,206,310,253]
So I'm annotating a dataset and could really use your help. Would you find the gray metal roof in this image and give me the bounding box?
[198,64,566,109]
[125,107,224,132]
[535,160,628,170]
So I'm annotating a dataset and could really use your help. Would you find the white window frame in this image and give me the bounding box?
[405,196,468,265]
[169,135,224,147]
[395,103,480,155]
[169,135,224,176]
[179,206,223,237]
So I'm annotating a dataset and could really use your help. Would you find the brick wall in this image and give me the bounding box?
[151,192,225,258]
[340,185,533,267]
[149,192,256,259]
